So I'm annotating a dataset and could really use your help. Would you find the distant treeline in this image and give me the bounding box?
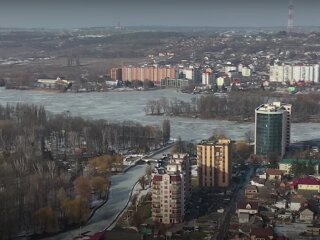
[144,91,320,123]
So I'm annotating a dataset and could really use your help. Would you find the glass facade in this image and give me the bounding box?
[256,113,283,156]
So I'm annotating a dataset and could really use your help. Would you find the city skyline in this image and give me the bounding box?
[0,0,320,28]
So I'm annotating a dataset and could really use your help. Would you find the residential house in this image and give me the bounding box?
[245,185,258,199]
[289,195,307,211]
[237,202,258,223]
[291,177,320,192]
[250,227,274,240]
[299,208,314,223]
[266,169,284,181]
[279,158,319,175]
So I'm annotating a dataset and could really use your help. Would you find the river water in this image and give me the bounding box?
[1,87,319,142]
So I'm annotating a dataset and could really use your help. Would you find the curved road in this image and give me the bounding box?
[45,164,147,240]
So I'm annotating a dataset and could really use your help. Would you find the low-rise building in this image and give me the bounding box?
[279,158,319,174]
[291,177,320,192]
[266,169,285,181]
[237,202,258,223]
[289,195,307,211]
[245,185,258,199]
[299,208,314,223]
[250,227,274,240]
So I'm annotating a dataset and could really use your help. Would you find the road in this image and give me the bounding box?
[214,165,254,240]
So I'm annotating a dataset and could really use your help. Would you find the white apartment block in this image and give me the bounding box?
[270,64,319,83]
[152,170,185,224]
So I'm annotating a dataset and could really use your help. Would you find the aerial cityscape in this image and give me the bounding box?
[1,0,320,240]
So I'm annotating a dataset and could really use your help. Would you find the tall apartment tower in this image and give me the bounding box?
[151,169,185,224]
[197,139,231,188]
[167,154,191,199]
[254,102,291,157]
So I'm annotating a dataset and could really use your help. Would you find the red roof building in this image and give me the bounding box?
[250,227,273,240]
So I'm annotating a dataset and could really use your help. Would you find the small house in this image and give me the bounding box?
[266,169,284,181]
[299,208,314,223]
[250,227,274,240]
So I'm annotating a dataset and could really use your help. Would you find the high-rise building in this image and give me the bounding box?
[110,68,122,81]
[151,154,191,225]
[197,139,231,188]
[168,154,191,199]
[120,65,177,84]
[254,102,291,157]
[152,172,184,224]
[269,64,319,83]
[202,68,214,86]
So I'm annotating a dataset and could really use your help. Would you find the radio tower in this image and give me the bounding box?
[287,0,294,34]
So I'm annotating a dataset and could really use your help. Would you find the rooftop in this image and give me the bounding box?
[251,227,273,237]
[279,158,319,165]
[292,177,320,186]
[255,101,291,113]
[198,138,231,146]
[237,202,258,210]
[266,168,285,176]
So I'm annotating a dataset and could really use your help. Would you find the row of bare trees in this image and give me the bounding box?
[0,103,169,239]
[145,92,320,122]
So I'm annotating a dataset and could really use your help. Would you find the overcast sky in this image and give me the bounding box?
[0,0,319,28]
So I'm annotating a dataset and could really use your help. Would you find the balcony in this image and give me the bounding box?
[153,212,162,218]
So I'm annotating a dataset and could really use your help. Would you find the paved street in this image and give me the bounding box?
[214,165,254,240]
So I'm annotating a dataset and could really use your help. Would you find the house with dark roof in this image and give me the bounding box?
[250,227,274,240]
[266,168,285,181]
[237,202,258,223]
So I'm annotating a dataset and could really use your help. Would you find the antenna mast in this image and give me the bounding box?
[287,0,294,34]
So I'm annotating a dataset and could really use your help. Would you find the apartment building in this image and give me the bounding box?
[197,139,231,188]
[111,65,176,84]
[269,63,319,83]
[151,154,191,224]
[152,169,185,224]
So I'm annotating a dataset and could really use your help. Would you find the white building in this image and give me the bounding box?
[202,70,214,86]
[270,64,320,83]
[241,67,252,77]
[224,64,237,73]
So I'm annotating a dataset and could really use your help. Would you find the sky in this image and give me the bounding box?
[0,0,319,28]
